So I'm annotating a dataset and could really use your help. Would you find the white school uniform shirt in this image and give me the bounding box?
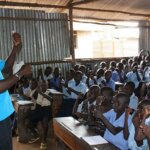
[129,93,139,110]
[103,109,132,150]
[126,71,141,88]
[144,66,150,83]
[82,74,88,83]
[128,117,150,150]
[68,80,88,99]
[43,74,53,81]
[62,79,74,99]
[36,91,51,107]
[94,76,105,87]
[77,100,96,113]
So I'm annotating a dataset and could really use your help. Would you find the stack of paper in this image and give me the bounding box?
[81,135,108,145]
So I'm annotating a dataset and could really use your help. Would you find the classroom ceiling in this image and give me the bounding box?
[0,0,150,22]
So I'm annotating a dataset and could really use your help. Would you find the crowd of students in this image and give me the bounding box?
[11,50,150,150]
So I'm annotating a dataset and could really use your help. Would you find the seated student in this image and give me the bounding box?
[124,81,139,111]
[95,92,132,150]
[112,63,126,83]
[49,67,63,91]
[43,66,53,82]
[126,62,142,90]
[58,71,88,117]
[98,87,114,112]
[62,69,75,98]
[100,61,107,70]
[103,70,116,91]
[86,70,97,88]
[79,65,87,83]
[94,87,114,135]
[109,61,116,72]
[27,81,52,149]
[73,85,100,121]
[23,79,38,109]
[94,68,105,87]
[128,100,150,150]
[127,58,133,72]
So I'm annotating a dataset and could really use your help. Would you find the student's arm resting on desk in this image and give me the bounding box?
[67,87,83,96]
[39,91,52,101]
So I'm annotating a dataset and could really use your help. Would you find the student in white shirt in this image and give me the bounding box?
[28,81,52,149]
[95,93,132,150]
[126,62,142,89]
[73,85,100,121]
[128,100,150,150]
[58,71,88,117]
[124,81,139,111]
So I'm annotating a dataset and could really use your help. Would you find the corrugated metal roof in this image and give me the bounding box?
[0,0,149,21]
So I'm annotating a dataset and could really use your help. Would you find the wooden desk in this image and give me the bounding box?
[53,117,119,150]
[47,89,63,117]
[11,94,33,143]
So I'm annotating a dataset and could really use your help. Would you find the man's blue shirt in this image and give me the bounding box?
[0,59,14,121]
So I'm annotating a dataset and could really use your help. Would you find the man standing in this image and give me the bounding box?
[0,32,32,150]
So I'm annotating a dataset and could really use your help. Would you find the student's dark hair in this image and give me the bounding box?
[116,92,130,105]
[131,62,138,68]
[101,87,114,96]
[90,84,100,91]
[76,71,83,76]
[97,68,104,75]
[125,81,135,90]
[138,100,150,109]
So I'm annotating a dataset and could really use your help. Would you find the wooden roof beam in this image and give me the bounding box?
[72,0,99,6]
[0,1,67,9]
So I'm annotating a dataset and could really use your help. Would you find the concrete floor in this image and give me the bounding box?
[12,121,58,150]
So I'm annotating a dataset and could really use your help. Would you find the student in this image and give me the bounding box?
[28,81,52,149]
[43,66,53,82]
[79,65,87,83]
[58,71,88,117]
[95,87,114,115]
[73,85,100,122]
[112,62,126,83]
[104,70,116,91]
[126,62,142,89]
[128,100,150,150]
[49,67,62,91]
[0,32,32,150]
[124,81,139,111]
[94,68,105,87]
[86,70,97,88]
[94,87,114,135]
[95,92,131,150]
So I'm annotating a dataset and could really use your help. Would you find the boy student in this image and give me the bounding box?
[128,100,150,150]
[95,92,131,150]
[94,87,114,135]
[73,85,100,121]
[104,70,116,91]
[124,81,139,111]
[28,81,52,149]
[58,71,88,117]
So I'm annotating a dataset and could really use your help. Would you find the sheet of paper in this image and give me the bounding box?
[17,101,33,105]
[82,135,108,145]
[13,61,24,74]
[47,89,63,95]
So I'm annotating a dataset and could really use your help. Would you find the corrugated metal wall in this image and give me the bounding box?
[0,8,71,77]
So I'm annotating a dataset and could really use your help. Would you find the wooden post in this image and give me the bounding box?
[69,5,75,65]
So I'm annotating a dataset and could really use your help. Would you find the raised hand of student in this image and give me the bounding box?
[12,32,22,50]
[140,125,150,140]
[18,64,32,77]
